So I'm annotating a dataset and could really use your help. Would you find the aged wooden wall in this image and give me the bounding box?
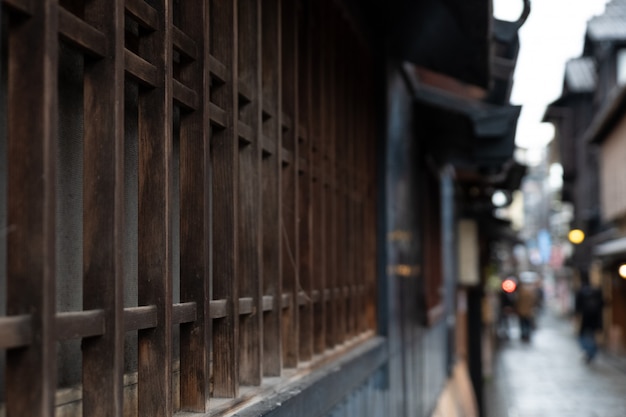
[0,0,378,415]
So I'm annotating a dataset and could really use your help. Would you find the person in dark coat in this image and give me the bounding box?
[575,270,604,363]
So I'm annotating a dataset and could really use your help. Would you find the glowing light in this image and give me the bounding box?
[568,229,585,245]
[492,190,508,207]
[502,279,517,293]
[619,264,626,279]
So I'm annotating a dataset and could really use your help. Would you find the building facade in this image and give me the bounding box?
[0,0,527,416]
[546,0,626,354]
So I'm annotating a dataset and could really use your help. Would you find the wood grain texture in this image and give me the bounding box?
[136,0,174,415]
[280,0,298,369]
[124,0,158,30]
[178,0,211,411]
[210,0,239,398]
[311,0,326,355]
[261,0,283,378]
[81,1,125,415]
[0,315,33,349]
[297,0,313,362]
[55,310,106,340]
[6,1,58,416]
[237,0,263,387]
[58,7,106,58]
[0,1,380,413]
[323,0,337,349]
[124,306,158,332]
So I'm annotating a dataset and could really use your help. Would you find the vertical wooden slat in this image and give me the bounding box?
[354,48,366,334]
[210,0,239,397]
[297,0,313,361]
[6,1,58,416]
[179,0,210,410]
[281,0,298,368]
[311,0,326,355]
[340,28,350,340]
[237,0,262,386]
[323,0,337,349]
[335,18,347,344]
[346,32,358,339]
[364,66,377,331]
[82,1,125,416]
[261,0,282,377]
[137,0,173,414]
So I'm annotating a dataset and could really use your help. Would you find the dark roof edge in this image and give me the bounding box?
[402,62,521,138]
[585,85,626,144]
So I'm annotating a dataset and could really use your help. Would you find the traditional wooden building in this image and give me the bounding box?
[0,0,526,416]
[546,0,626,354]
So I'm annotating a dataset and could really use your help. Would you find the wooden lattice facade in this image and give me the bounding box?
[0,0,377,415]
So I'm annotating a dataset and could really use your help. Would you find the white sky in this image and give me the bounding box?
[493,0,610,164]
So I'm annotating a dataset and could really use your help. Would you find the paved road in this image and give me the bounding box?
[485,307,626,417]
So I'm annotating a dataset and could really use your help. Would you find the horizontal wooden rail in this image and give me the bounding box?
[172,25,197,61]
[238,80,253,104]
[2,0,32,15]
[58,7,107,58]
[124,305,158,332]
[281,293,291,309]
[298,291,309,306]
[125,0,158,31]
[262,99,277,120]
[173,79,199,111]
[56,310,106,341]
[238,297,254,315]
[281,112,292,131]
[209,55,228,83]
[262,135,276,156]
[172,302,197,325]
[0,315,33,349]
[238,121,254,145]
[282,148,294,166]
[262,296,274,312]
[210,299,228,319]
[209,103,227,129]
[124,49,158,87]
[298,157,308,173]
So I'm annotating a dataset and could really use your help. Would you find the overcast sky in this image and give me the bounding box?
[494,0,609,164]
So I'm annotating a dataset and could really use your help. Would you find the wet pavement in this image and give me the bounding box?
[485,306,626,417]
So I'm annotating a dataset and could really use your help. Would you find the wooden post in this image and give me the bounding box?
[6,1,58,416]
[179,0,211,410]
[82,1,125,416]
[137,0,174,414]
[261,0,283,377]
[210,0,239,398]
[281,0,298,368]
[297,0,314,361]
[311,0,326,354]
[237,0,263,387]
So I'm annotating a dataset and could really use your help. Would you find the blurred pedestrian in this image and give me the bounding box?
[575,270,604,363]
[516,279,537,341]
[497,277,517,340]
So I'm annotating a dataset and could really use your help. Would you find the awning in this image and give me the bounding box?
[403,68,522,169]
[594,237,626,258]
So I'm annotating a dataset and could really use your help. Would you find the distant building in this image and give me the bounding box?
[546,0,626,354]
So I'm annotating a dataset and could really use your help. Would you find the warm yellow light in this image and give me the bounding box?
[619,264,626,279]
[568,229,585,245]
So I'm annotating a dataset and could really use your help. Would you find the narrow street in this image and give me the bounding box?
[485,305,626,417]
